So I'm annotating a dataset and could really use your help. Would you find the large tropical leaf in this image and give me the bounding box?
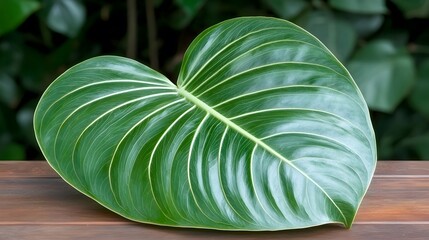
[34,17,376,231]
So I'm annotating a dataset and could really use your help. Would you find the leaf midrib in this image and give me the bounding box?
[177,87,348,226]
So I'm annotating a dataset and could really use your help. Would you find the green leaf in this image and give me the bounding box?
[298,10,357,61]
[348,39,415,113]
[0,74,21,108]
[34,17,376,231]
[0,105,11,145]
[170,0,206,29]
[175,0,205,14]
[262,0,308,19]
[409,60,429,118]
[328,0,387,14]
[0,38,24,75]
[374,108,423,159]
[17,101,38,147]
[401,134,429,159]
[43,0,86,37]
[377,30,409,48]
[343,14,383,38]
[0,143,25,160]
[0,0,40,36]
[391,0,429,18]
[19,47,46,92]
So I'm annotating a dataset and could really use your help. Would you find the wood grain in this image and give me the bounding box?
[1,161,428,239]
[1,224,427,240]
[0,161,57,178]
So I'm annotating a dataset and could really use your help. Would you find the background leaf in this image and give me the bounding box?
[175,0,206,14]
[0,74,21,108]
[35,18,376,230]
[19,47,47,93]
[0,0,40,36]
[0,105,23,160]
[169,0,206,29]
[409,60,429,118]
[0,39,24,75]
[17,101,38,147]
[0,106,10,146]
[343,14,384,38]
[391,0,429,18]
[262,0,308,20]
[328,0,387,14]
[43,0,86,37]
[298,10,357,61]
[401,134,429,159]
[348,39,415,112]
[0,143,25,160]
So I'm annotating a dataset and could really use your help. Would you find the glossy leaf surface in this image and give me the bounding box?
[34,17,376,231]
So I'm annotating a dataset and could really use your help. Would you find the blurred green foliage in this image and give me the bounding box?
[1,0,429,160]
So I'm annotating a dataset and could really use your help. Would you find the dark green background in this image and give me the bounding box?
[1,0,429,160]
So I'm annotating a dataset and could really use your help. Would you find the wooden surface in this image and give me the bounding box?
[1,161,428,239]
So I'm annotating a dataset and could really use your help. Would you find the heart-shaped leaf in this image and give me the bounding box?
[34,17,376,231]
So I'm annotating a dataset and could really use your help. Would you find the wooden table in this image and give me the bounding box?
[1,161,428,239]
